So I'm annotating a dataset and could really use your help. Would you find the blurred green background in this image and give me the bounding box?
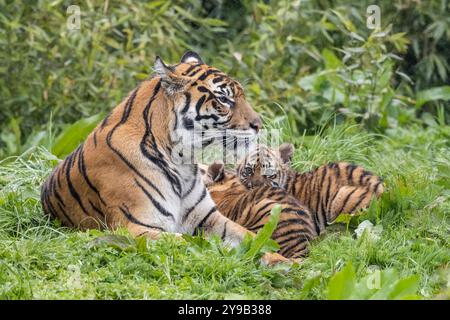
[1,0,449,158]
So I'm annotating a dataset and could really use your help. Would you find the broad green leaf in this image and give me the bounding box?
[327,262,356,300]
[416,86,450,108]
[244,205,281,260]
[51,113,105,158]
[322,48,342,69]
[389,275,420,300]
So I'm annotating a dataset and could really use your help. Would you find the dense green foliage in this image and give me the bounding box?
[1,0,450,157]
[0,1,449,300]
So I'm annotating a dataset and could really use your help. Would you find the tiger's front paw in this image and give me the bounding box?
[260,252,292,266]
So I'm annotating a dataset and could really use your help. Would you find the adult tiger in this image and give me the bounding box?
[202,162,321,259]
[40,51,288,265]
[236,143,384,226]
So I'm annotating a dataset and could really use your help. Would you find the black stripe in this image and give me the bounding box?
[135,179,175,220]
[212,76,224,84]
[315,166,327,214]
[347,189,370,214]
[120,88,139,123]
[335,163,341,180]
[221,221,228,240]
[188,68,202,77]
[100,111,112,130]
[140,82,182,196]
[56,165,63,189]
[280,207,307,215]
[312,211,323,235]
[182,64,198,75]
[47,174,74,225]
[197,86,210,93]
[45,195,63,223]
[279,238,308,257]
[181,92,191,114]
[247,210,270,230]
[194,95,206,116]
[93,131,98,147]
[119,204,165,231]
[323,174,333,215]
[275,218,307,229]
[78,145,106,206]
[347,164,357,184]
[197,69,221,81]
[105,86,166,200]
[290,173,296,194]
[277,232,306,247]
[183,187,207,222]
[65,146,89,216]
[359,170,371,186]
[195,206,216,232]
[46,191,74,226]
[295,173,306,201]
[182,166,199,199]
[140,118,182,196]
[337,188,359,214]
[89,200,105,218]
[374,181,382,193]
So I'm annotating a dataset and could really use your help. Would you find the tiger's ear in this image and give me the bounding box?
[207,161,225,183]
[180,50,204,64]
[278,143,294,164]
[153,56,189,94]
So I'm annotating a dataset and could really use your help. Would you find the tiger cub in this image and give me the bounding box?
[236,143,384,224]
[40,51,288,265]
[202,162,324,259]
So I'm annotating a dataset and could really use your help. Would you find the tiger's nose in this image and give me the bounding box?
[249,116,262,133]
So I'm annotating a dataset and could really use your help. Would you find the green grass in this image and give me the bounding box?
[0,123,448,299]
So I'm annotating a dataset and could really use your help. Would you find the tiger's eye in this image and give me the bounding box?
[217,96,230,105]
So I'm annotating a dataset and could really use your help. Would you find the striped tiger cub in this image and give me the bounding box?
[202,162,324,259]
[40,51,289,265]
[237,143,384,224]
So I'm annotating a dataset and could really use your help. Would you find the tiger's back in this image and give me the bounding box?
[40,79,181,232]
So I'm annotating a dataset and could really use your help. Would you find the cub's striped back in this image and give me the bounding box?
[203,162,324,258]
[237,144,384,224]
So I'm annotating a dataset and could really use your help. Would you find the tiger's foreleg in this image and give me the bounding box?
[127,224,183,240]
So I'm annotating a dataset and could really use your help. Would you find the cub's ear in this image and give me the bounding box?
[278,143,294,164]
[180,50,204,65]
[207,161,225,183]
[153,56,189,95]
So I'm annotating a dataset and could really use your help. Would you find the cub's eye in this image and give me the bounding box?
[267,174,277,179]
[242,167,253,177]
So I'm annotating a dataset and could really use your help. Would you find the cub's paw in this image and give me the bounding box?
[260,252,292,266]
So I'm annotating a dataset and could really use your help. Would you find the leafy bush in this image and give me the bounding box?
[1,0,449,158]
